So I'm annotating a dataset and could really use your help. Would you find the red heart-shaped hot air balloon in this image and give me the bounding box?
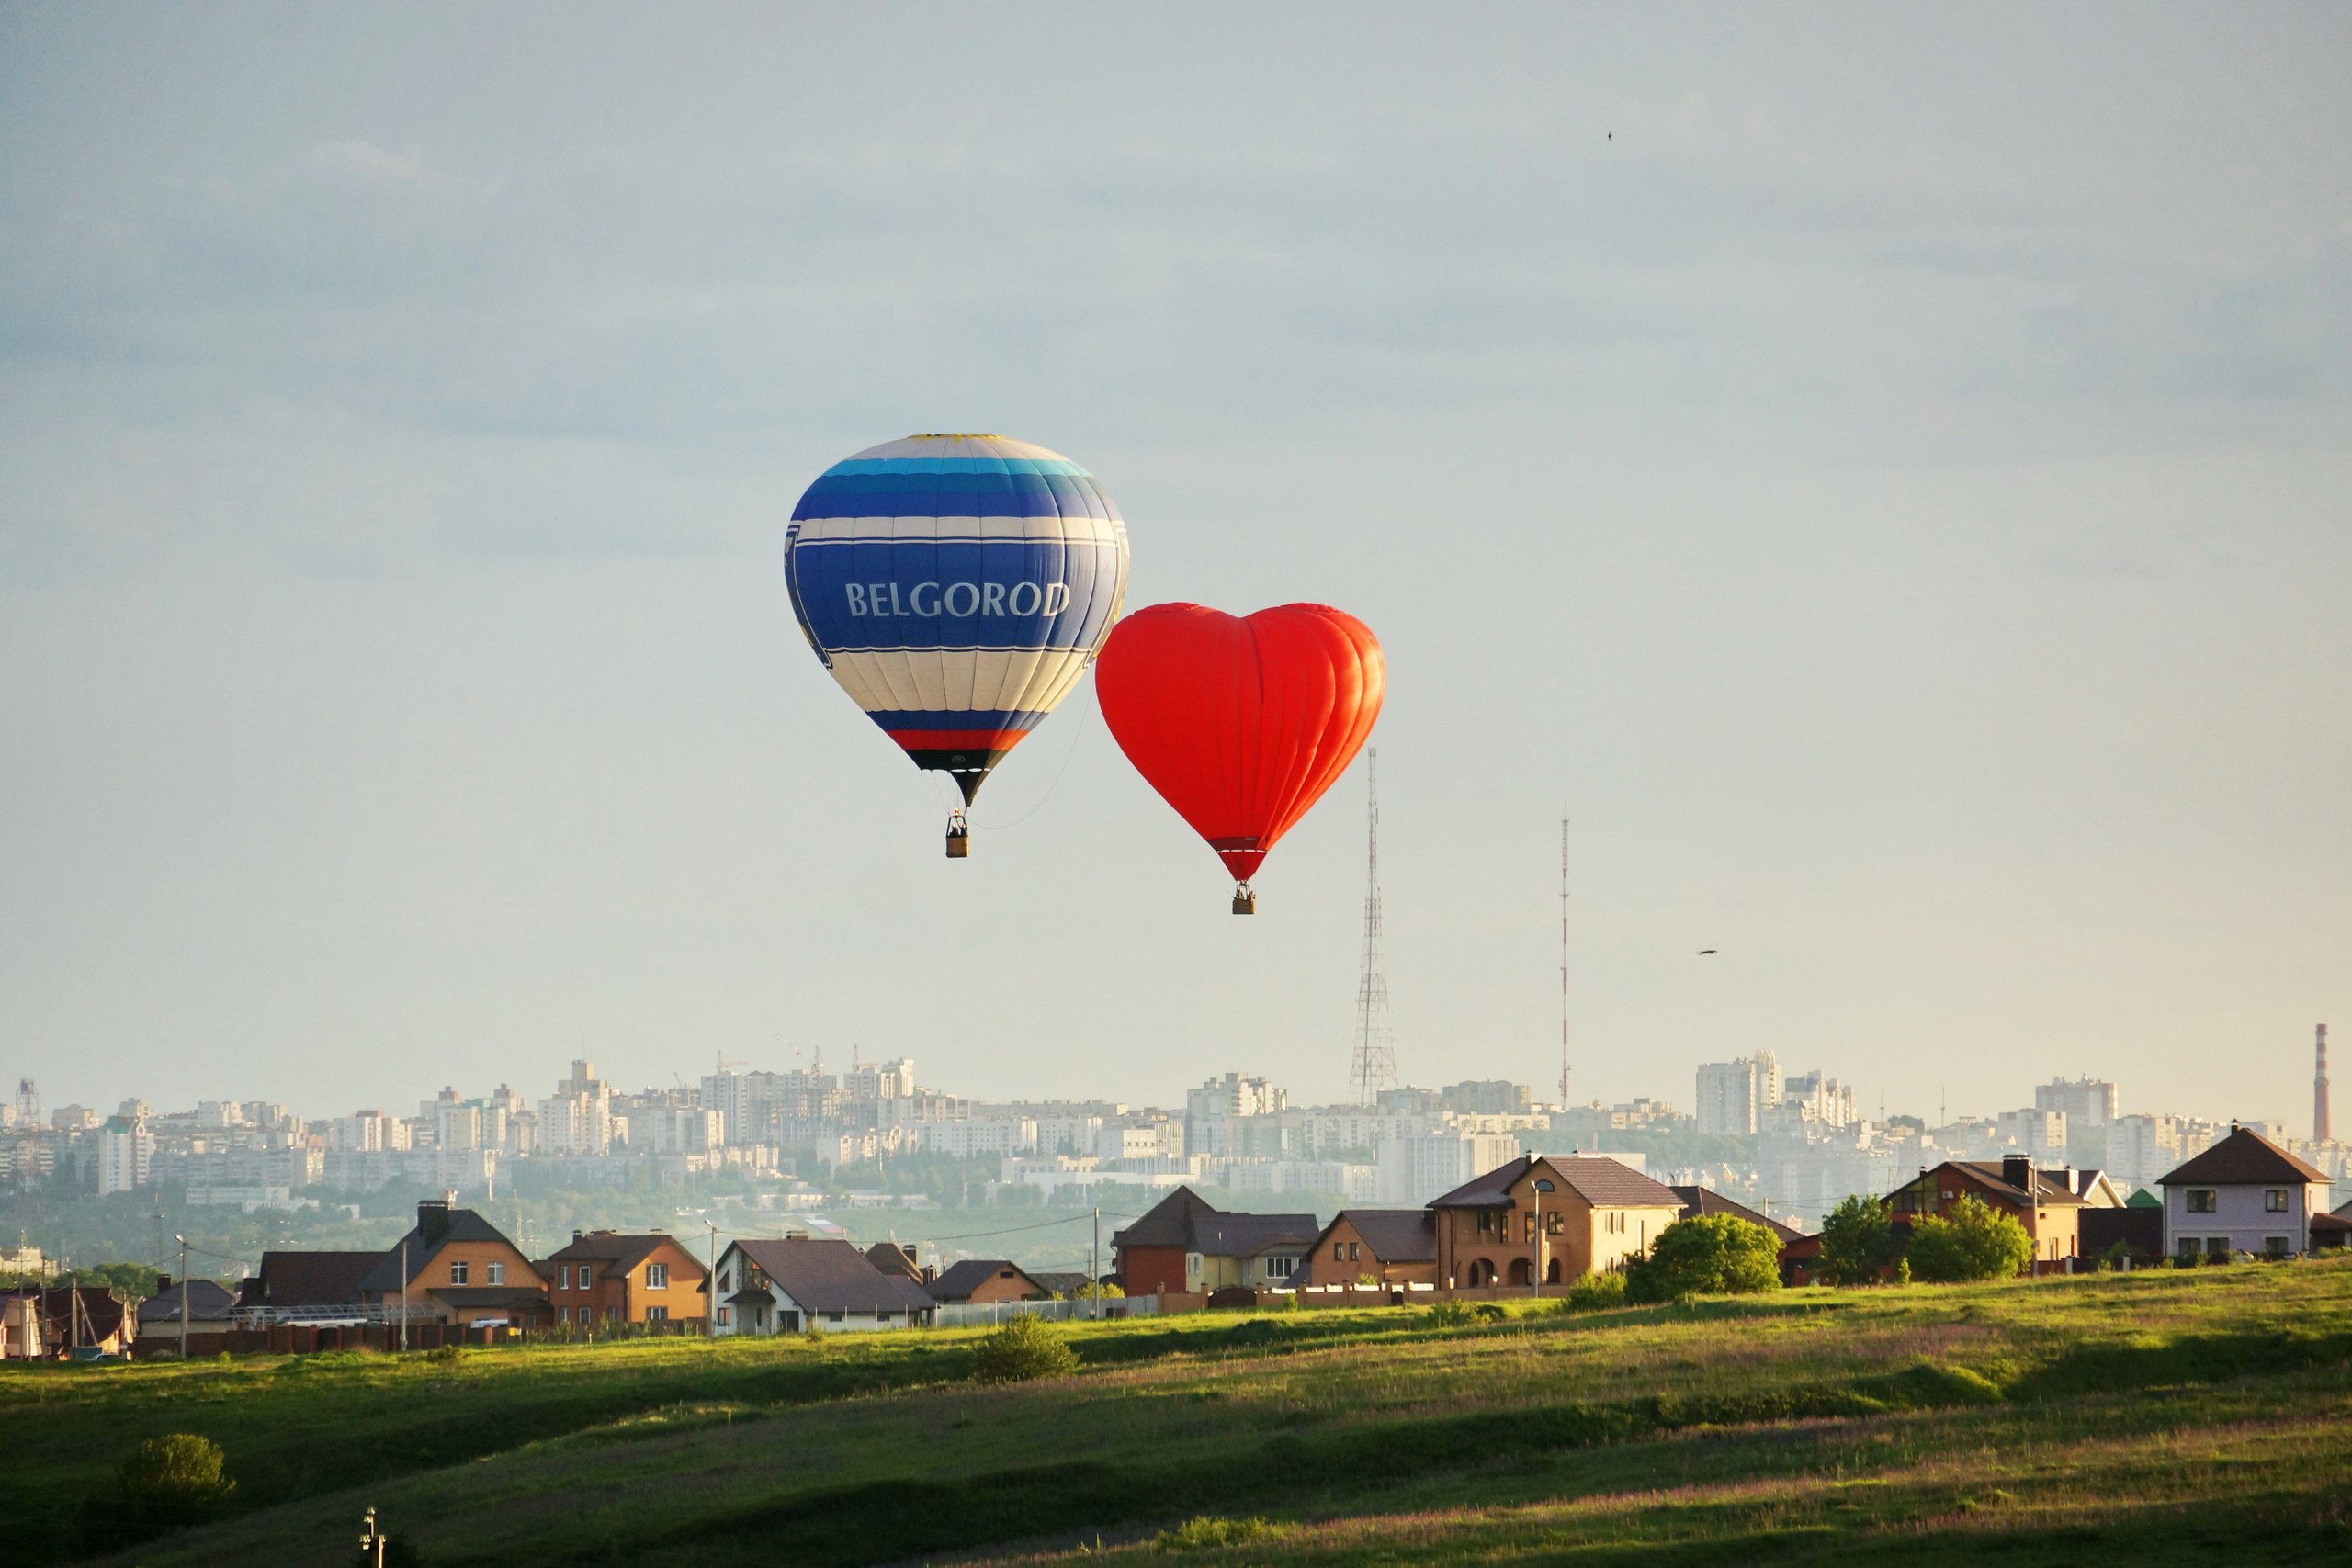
[1095,603,1384,911]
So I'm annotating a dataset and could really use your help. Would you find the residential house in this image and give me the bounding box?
[927,1259,1049,1304]
[356,1198,550,1328]
[0,1285,134,1357]
[1109,1187,1317,1295]
[1430,1155,1686,1288]
[546,1230,709,1331]
[1668,1185,1804,1245]
[1300,1210,1437,1287]
[710,1237,934,1335]
[866,1242,929,1287]
[239,1250,383,1322]
[136,1278,238,1352]
[2158,1125,2334,1259]
[1883,1156,2086,1269]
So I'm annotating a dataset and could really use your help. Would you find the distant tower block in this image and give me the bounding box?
[2317,1024,2333,1144]
[1349,750,1399,1107]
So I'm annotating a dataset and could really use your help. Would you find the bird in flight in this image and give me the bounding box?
[1698,949,1718,955]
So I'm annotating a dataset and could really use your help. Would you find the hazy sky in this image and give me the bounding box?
[4,4,2347,1127]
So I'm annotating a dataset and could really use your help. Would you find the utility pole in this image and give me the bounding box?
[176,1235,189,1354]
[398,1240,409,1353]
[707,1219,718,1337]
[1091,1207,1101,1323]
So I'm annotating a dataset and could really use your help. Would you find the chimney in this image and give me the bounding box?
[2317,1024,2332,1144]
[2002,1154,2033,1192]
[417,1198,452,1248]
[572,1230,583,1244]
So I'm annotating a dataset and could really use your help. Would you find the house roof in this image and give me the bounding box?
[2158,1126,2330,1187]
[928,1259,1044,1302]
[1941,1161,2086,1207]
[1668,1185,1804,1245]
[1028,1271,1092,1296]
[1319,1209,1437,1263]
[1430,1155,1684,1212]
[247,1250,383,1310]
[729,1238,934,1316]
[866,1242,925,1283]
[548,1231,704,1280]
[1108,1186,1316,1257]
[1111,1186,1222,1251]
[137,1280,238,1323]
[357,1208,532,1293]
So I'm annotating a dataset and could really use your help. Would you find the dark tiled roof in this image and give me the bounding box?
[548,1232,704,1281]
[1669,1186,1804,1245]
[1193,1213,1318,1257]
[2311,1212,2352,1235]
[866,1242,924,1283]
[1429,1155,1533,1208]
[1948,1162,2086,1206]
[247,1251,383,1310]
[1028,1271,1091,1296]
[927,1259,1044,1302]
[1433,1155,1683,1211]
[2159,1127,2329,1188]
[137,1280,238,1323]
[730,1238,934,1316]
[357,1209,532,1293]
[1111,1186,1220,1250]
[1323,1209,1436,1263]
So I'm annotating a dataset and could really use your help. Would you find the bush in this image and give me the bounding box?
[424,1343,465,1366]
[1423,1299,1476,1328]
[1153,1516,1286,1551]
[1905,1196,2035,1282]
[1818,1194,1901,1285]
[1556,1269,1627,1313]
[82,1432,237,1550]
[969,1313,1080,1383]
[1625,1215,1784,1303]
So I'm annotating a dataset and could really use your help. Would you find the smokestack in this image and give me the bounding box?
[2317,1024,2332,1144]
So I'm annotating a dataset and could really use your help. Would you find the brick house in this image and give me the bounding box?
[1300,1210,1437,1288]
[547,1230,710,1330]
[2158,1125,2334,1259]
[356,1198,549,1328]
[1883,1156,2085,1269]
[1430,1155,1686,1288]
[927,1259,1049,1304]
[1110,1187,1317,1295]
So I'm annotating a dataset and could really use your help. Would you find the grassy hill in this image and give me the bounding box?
[6,1258,2349,1564]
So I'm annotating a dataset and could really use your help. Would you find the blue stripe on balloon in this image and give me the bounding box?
[786,534,1120,655]
[791,468,1122,523]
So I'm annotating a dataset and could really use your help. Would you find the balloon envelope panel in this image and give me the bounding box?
[784,435,1130,800]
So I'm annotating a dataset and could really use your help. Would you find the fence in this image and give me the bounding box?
[927,1296,1164,1329]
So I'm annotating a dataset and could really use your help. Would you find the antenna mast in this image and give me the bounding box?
[1559,817,1571,1108]
[1350,750,1399,1106]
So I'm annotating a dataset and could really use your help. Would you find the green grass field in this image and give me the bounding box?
[8,1258,2350,1565]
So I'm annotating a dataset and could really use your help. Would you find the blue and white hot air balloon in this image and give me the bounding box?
[783,434,1130,855]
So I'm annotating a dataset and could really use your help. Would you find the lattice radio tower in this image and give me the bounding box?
[1350,750,1399,1106]
[1558,817,1572,1108]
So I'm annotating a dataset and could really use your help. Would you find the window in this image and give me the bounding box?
[1264,1256,1295,1279]
[556,1265,570,1289]
[605,1305,620,1323]
[487,1261,505,1286]
[2186,1190,2217,1213]
[2264,1236,2290,1258]
[1476,1212,1498,1236]
[647,1305,669,1322]
[1544,1212,1565,1236]
[646,1262,669,1290]
[2177,1237,2200,1261]
[2206,1237,2231,1257]
[1522,1213,1537,1243]
[1333,1242,1345,1260]
[2265,1190,2289,1213]
[1346,1241,1360,1261]
[448,1260,469,1285]
[715,1306,730,1327]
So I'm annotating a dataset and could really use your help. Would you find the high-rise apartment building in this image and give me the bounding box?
[1695,1051,1781,1135]
[2033,1077,2118,1126]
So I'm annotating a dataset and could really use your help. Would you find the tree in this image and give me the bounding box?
[1817,1194,1900,1285]
[1905,1195,2035,1282]
[1623,1214,1783,1303]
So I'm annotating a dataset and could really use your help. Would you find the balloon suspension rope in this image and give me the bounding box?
[964,700,1093,832]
